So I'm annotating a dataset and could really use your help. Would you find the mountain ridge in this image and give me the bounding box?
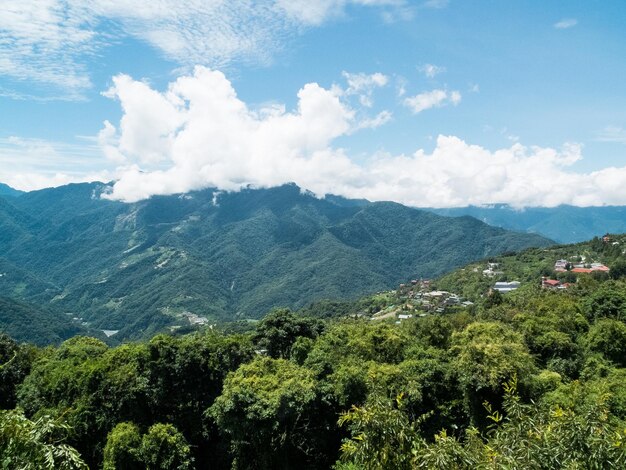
[0,183,23,198]
[0,182,553,341]
[427,204,626,243]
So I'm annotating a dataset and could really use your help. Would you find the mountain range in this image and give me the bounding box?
[428,205,626,244]
[0,182,551,342]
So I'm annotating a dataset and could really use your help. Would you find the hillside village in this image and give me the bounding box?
[369,233,626,325]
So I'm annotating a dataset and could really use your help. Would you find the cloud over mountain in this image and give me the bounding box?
[100,67,626,208]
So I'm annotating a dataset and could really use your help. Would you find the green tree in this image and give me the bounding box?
[586,318,626,367]
[338,393,417,470]
[140,423,193,470]
[252,308,323,359]
[0,334,38,409]
[451,322,536,427]
[210,357,318,469]
[408,315,453,349]
[0,409,88,470]
[103,422,143,470]
[584,281,626,321]
[610,260,626,280]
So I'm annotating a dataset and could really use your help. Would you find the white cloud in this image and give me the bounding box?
[0,136,113,191]
[354,110,393,130]
[0,1,96,95]
[0,1,407,96]
[403,89,461,113]
[277,0,406,25]
[422,0,449,9]
[596,126,626,144]
[449,90,462,105]
[418,63,445,78]
[554,18,578,29]
[101,66,357,202]
[342,71,389,107]
[98,67,626,208]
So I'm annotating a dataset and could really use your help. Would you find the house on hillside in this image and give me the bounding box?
[541,277,571,289]
[483,262,504,277]
[571,263,609,274]
[590,263,610,272]
[444,294,461,306]
[493,281,520,293]
[554,259,569,272]
[542,278,560,289]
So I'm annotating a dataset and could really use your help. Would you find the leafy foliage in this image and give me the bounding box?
[210,357,319,469]
[3,234,626,467]
[0,408,87,469]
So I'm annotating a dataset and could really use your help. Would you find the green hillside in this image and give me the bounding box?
[0,296,90,345]
[3,235,626,468]
[306,233,626,322]
[0,183,552,340]
[435,233,626,301]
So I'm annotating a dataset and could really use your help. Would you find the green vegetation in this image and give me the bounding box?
[4,188,626,467]
[0,183,551,342]
[0,296,91,345]
[3,234,626,467]
[0,408,88,469]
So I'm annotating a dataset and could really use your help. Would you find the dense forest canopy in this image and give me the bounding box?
[2,234,626,468]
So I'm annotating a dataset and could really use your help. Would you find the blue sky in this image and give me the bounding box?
[1,0,625,206]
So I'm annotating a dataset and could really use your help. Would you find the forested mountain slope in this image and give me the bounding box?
[0,183,23,198]
[3,234,626,468]
[0,182,551,340]
[0,296,89,345]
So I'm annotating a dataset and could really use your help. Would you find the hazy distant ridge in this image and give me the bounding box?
[428,204,626,244]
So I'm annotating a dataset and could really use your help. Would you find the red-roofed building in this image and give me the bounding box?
[572,268,593,274]
[590,263,610,272]
[542,277,562,289]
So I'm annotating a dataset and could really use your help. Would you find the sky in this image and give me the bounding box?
[1,0,626,207]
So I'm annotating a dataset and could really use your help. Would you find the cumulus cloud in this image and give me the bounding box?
[98,67,626,208]
[0,1,407,96]
[554,18,578,29]
[403,89,461,113]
